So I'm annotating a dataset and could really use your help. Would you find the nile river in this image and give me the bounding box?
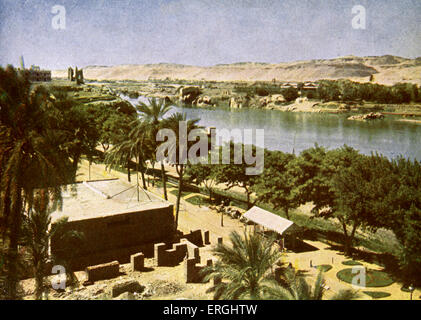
[124,95,421,160]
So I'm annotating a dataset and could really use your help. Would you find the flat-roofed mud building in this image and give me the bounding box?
[28,69,51,82]
[19,68,52,82]
[51,179,175,269]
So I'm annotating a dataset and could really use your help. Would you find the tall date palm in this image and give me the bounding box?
[0,66,75,299]
[160,113,201,229]
[136,97,172,199]
[22,189,84,300]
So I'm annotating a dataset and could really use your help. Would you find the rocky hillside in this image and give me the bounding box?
[53,55,421,85]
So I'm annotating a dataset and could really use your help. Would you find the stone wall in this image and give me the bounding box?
[183,229,211,247]
[180,238,200,263]
[69,242,156,270]
[131,253,144,271]
[185,258,213,283]
[154,242,188,267]
[86,261,120,282]
[51,205,174,269]
[153,232,211,267]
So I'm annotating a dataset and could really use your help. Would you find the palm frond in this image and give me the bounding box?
[202,230,281,300]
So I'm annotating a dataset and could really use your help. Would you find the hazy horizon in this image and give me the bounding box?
[45,53,421,70]
[1,0,420,70]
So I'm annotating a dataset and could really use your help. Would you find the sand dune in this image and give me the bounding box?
[53,55,421,85]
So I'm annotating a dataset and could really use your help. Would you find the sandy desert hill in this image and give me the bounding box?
[53,55,421,85]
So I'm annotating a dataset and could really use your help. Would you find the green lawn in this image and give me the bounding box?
[363,291,391,299]
[152,179,177,188]
[185,195,212,206]
[316,264,333,273]
[336,268,395,288]
[342,260,363,266]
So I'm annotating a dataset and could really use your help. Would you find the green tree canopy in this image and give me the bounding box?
[213,143,260,209]
[253,150,299,219]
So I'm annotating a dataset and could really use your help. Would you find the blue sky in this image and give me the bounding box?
[0,0,420,69]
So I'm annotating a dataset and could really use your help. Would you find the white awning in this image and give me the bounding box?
[243,206,295,235]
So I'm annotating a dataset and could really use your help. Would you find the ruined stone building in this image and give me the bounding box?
[17,56,51,82]
[50,179,175,269]
[27,69,52,82]
[68,66,84,84]
[19,67,51,82]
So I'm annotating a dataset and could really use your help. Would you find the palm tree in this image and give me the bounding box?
[127,119,155,190]
[22,189,84,300]
[263,266,360,300]
[0,66,75,299]
[136,97,172,123]
[203,231,282,300]
[46,89,102,178]
[160,113,201,229]
[105,139,134,182]
[136,97,172,200]
[102,112,135,182]
[105,118,153,196]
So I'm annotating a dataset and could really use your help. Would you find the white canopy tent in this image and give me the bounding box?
[243,206,300,250]
[243,206,296,235]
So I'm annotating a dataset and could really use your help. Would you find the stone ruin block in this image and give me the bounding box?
[67,67,74,81]
[185,258,213,283]
[204,230,210,245]
[185,229,204,247]
[180,238,200,263]
[154,242,188,267]
[86,261,119,282]
[193,247,201,264]
[182,229,211,247]
[174,242,188,261]
[131,252,144,272]
[154,243,166,266]
[185,258,197,283]
[213,275,222,286]
[112,280,145,298]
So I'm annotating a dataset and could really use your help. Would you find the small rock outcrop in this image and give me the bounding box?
[179,86,202,104]
[194,95,214,107]
[259,94,286,107]
[348,112,385,121]
[295,97,308,104]
[229,96,250,109]
[111,280,145,298]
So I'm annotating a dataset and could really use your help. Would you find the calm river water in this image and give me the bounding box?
[123,95,421,160]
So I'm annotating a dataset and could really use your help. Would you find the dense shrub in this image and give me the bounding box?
[316,80,420,104]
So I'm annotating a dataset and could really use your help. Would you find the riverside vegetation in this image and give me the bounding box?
[54,76,421,117]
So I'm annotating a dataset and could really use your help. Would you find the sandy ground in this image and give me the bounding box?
[19,160,420,300]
